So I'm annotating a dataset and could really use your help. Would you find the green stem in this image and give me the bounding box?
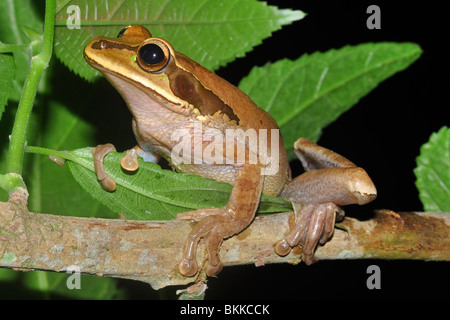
[25,146,94,172]
[25,146,78,163]
[6,0,55,175]
[0,43,27,53]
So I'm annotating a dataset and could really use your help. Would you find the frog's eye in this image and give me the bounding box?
[117,25,152,39]
[117,26,133,38]
[117,26,130,38]
[137,39,171,73]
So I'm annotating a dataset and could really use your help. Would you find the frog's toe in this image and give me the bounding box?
[179,212,232,277]
[301,252,319,265]
[319,207,342,245]
[120,148,140,171]
[274,204,314,257]
[179,258,198,277]
[206,261,223,277]
[275,239,292,256]
[300,202,338,264]
[275,202,338,264]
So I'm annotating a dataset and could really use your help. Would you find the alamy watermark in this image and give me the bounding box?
[170,121,280,176]
[65,265,81,290]
[366,264,381,289]
[367,5,381,29]
[66,5,80,30]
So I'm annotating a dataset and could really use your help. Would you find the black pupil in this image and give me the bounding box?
[117,27,128,38]
[140,44,165,65]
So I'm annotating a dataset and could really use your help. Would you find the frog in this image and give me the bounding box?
[83,25,377,277]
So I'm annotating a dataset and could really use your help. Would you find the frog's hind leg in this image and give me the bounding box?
[179,164,263,277]
[276,138,376,264]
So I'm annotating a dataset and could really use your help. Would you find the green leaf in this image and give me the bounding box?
[65,148,291,220]
[0,54,15,119]
[0,1,120,300]
[20,271,120,299]
[25,98,116,219]
[0,267,121,299]
[54,0,304,81]
[0,41,27,53]
[415,126,450,212]
[239,42,422,151]
[0,0,43,101]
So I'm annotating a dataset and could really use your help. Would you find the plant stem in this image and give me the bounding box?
[6,0,55,175]
[25,145,77,162]
[1,203,449,290]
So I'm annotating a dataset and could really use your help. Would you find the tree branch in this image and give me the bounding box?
[1,201,449,290]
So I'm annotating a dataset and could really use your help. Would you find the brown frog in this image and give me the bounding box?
[84,25,377,277]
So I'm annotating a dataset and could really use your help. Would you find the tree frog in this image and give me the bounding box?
[84,25,377,277]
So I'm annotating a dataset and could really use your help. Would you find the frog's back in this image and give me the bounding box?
[174,53,291,196]
[175,52,279,131]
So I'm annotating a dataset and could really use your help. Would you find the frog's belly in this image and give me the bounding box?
[135,124,290,196]
[174,162,239,186]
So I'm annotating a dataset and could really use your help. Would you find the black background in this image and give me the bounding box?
[120,0,448,300]
[0,0,447,304]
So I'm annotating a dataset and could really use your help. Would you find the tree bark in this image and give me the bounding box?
[0,201,449,290]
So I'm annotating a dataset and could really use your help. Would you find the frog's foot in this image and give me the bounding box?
[178,211,234,277]
[92,143,117,191]
[275,202,342,265]
[120,146,141,171]
[179,164,263,277]
[93,144,158,192]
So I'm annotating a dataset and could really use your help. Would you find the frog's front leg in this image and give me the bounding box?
[92,144,160,191]
[178,164,263,277]
[276,138,377,264]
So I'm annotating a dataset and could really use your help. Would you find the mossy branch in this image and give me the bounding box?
[0,201,449,290]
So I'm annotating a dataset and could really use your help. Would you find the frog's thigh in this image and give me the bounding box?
[291,138,376,205]
[281,167,377,206]
[179,164,263,277]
